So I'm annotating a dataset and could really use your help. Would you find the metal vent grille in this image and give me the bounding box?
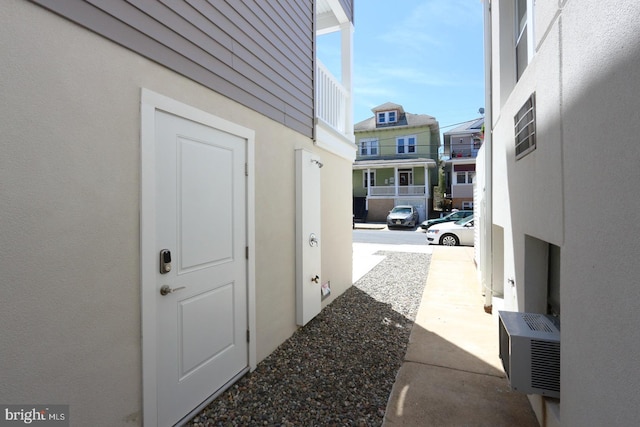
[523,313,553,333]
[531,340,561,393]
[514,93,536,159]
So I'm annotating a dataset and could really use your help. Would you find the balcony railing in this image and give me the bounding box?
[316,60,348,135]
[369,185,426,196]
[450,148,480,158]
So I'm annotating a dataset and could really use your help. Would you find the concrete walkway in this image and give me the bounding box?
[382,246,539,427]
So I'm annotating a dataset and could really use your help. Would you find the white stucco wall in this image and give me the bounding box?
[487,0,640,425]
[0,1,353,425]
[560,1,640,425]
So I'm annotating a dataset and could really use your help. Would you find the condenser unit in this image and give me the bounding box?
[498,311,560,398]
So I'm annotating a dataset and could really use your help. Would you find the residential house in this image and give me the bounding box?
[0,1,355,425]
[477,1,640,426]
[442,117,484,210]
[353,103,439,223]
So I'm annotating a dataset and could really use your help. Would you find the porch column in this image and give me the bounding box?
[394,167,399,197]
[425,164,430,221]
[365,168,371,210]
[340,21,354,140]
[425,165,430,198]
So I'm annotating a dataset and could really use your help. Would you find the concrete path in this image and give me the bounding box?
[382,246,539,427]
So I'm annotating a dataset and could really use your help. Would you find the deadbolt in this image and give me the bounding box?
[159,249,171,274]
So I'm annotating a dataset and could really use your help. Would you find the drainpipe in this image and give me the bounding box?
[482,0,494,312]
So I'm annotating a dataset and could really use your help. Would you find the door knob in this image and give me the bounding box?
[160,285,186,296]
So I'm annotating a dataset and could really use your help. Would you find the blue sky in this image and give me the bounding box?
[317,0,485,133]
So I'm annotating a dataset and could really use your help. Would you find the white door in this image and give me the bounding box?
[155,111,248,426]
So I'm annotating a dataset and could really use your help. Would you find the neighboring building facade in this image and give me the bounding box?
[442,118,484,210]
[478,1,640,426]
[353,103,439,223]
[0,1,355,425]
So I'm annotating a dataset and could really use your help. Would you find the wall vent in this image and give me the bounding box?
[498,311,560,398]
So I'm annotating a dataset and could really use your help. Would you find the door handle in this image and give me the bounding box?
[160,285,186,296]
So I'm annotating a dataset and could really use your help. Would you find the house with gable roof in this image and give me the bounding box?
[353,102,439,223]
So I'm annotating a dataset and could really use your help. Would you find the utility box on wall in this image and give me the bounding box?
[498,311,560,398]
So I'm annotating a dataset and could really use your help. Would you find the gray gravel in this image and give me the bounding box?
[188,251,430,427]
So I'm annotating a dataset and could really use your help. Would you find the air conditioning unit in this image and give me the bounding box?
[498,311,560,398]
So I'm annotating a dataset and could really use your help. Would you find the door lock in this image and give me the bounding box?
[159,249,171,274]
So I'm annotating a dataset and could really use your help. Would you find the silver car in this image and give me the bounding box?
[386,205,419,228]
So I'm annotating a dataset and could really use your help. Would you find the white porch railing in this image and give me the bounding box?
[369,185,426,196]
[316,60,348,135]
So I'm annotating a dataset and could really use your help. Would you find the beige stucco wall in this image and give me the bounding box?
[488,1,640,425]
[0,1,352,425]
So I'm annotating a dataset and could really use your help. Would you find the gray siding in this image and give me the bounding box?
[339,0,354,22]
[30,0,315,137]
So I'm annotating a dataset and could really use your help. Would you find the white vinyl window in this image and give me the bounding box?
[396,135,416,154]
[515,0,535,80]
[359,138,379,156]
[455,171,475,184]
[377,111,398,125]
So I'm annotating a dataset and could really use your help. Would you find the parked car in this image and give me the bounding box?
[420,210,474,230]
[426,216,475,246]
[386,205,419,228]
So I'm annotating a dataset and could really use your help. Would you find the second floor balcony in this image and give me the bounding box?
[315,0,355,160]
[316,59,349,135]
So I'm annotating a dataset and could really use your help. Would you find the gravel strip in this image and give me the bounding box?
[188,251,430,427]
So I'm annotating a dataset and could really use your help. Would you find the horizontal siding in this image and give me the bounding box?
[339,0,354,23]
[30,0,315,138]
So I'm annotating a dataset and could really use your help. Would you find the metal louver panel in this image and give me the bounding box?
[498,311,560,398]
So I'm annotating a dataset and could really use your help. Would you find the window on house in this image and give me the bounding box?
[514,93,536,159]
[359,138,378,156]
[396,136,416,154]
[455,171,474,184]
[516,0,534,80]
[377,111,398,125]
[363,171,376,188]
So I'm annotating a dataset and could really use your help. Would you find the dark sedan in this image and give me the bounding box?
[420,210,474,230]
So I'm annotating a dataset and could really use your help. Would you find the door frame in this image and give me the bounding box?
[140,88,256,426]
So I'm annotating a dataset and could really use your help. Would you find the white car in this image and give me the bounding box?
[426,216,475,246]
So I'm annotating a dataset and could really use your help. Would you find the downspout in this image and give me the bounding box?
[482,0,494,312]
